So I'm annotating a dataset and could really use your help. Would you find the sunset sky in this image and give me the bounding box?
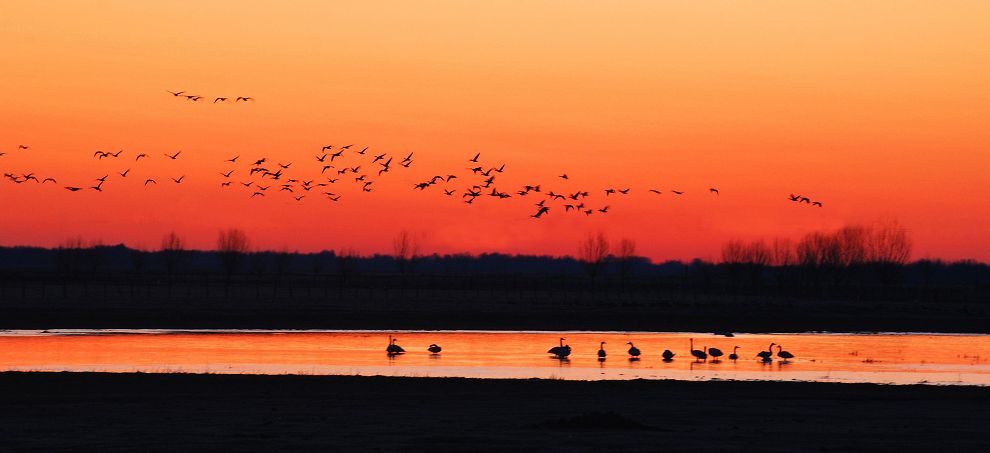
[1,1,988,261]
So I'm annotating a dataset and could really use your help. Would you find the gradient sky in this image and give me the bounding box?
[1,1,988,261]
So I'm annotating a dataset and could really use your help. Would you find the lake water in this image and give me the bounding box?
[1,330,987,386]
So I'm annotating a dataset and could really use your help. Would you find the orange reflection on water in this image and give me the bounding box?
[0,330,987,386]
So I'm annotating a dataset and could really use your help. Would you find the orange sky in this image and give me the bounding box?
[1,1,988,261]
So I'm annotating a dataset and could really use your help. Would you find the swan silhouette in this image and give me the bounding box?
[689,338,707,361]
[776,345,794,361]
[757,343,776,362]
[548,337,571,358]
[386,336,405,354]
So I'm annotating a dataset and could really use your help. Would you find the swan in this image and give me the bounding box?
[386,336,405,354]
[548,337,571,358]
[757,343,775,362]
[689,338,707,361]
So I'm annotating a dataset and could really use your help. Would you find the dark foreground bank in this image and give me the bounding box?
[1,372,988,452]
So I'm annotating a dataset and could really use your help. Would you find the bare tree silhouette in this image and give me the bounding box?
[217,228,250,297]
[393,230,418,275]
[867,219,912,285]
[615,237,637,283]
[160,231,186,297]
[579,232,610,281]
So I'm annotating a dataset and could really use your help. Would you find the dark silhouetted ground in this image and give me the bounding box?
[1,372,987,451]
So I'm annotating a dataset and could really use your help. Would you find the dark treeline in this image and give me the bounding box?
[1,240,988,331]
[0,243,986,298]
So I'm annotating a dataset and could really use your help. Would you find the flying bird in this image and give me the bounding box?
[17,145,29,150]
[119,169,130,177]
[469,152,480,162]
[64,186,82,192]
[166,90,185,97]
[165,151,181,160]
[135,153,148,161]
[235,96,254,102]
[214,97,228,103]
[710,188,719,195]
[144,179,156,186]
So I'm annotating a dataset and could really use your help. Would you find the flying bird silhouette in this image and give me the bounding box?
[531,206,550,218]
[165,151,181,160]
[144,179,156,186]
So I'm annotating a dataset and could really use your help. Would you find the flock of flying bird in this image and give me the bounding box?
[165,90,254,103]
[1,89,827,218]
[2,140,826,218]
[385,336,797,363]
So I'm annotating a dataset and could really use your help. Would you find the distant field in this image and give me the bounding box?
[0,271,987,332]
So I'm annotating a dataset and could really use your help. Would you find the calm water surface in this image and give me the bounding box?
[1,330,988,386]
